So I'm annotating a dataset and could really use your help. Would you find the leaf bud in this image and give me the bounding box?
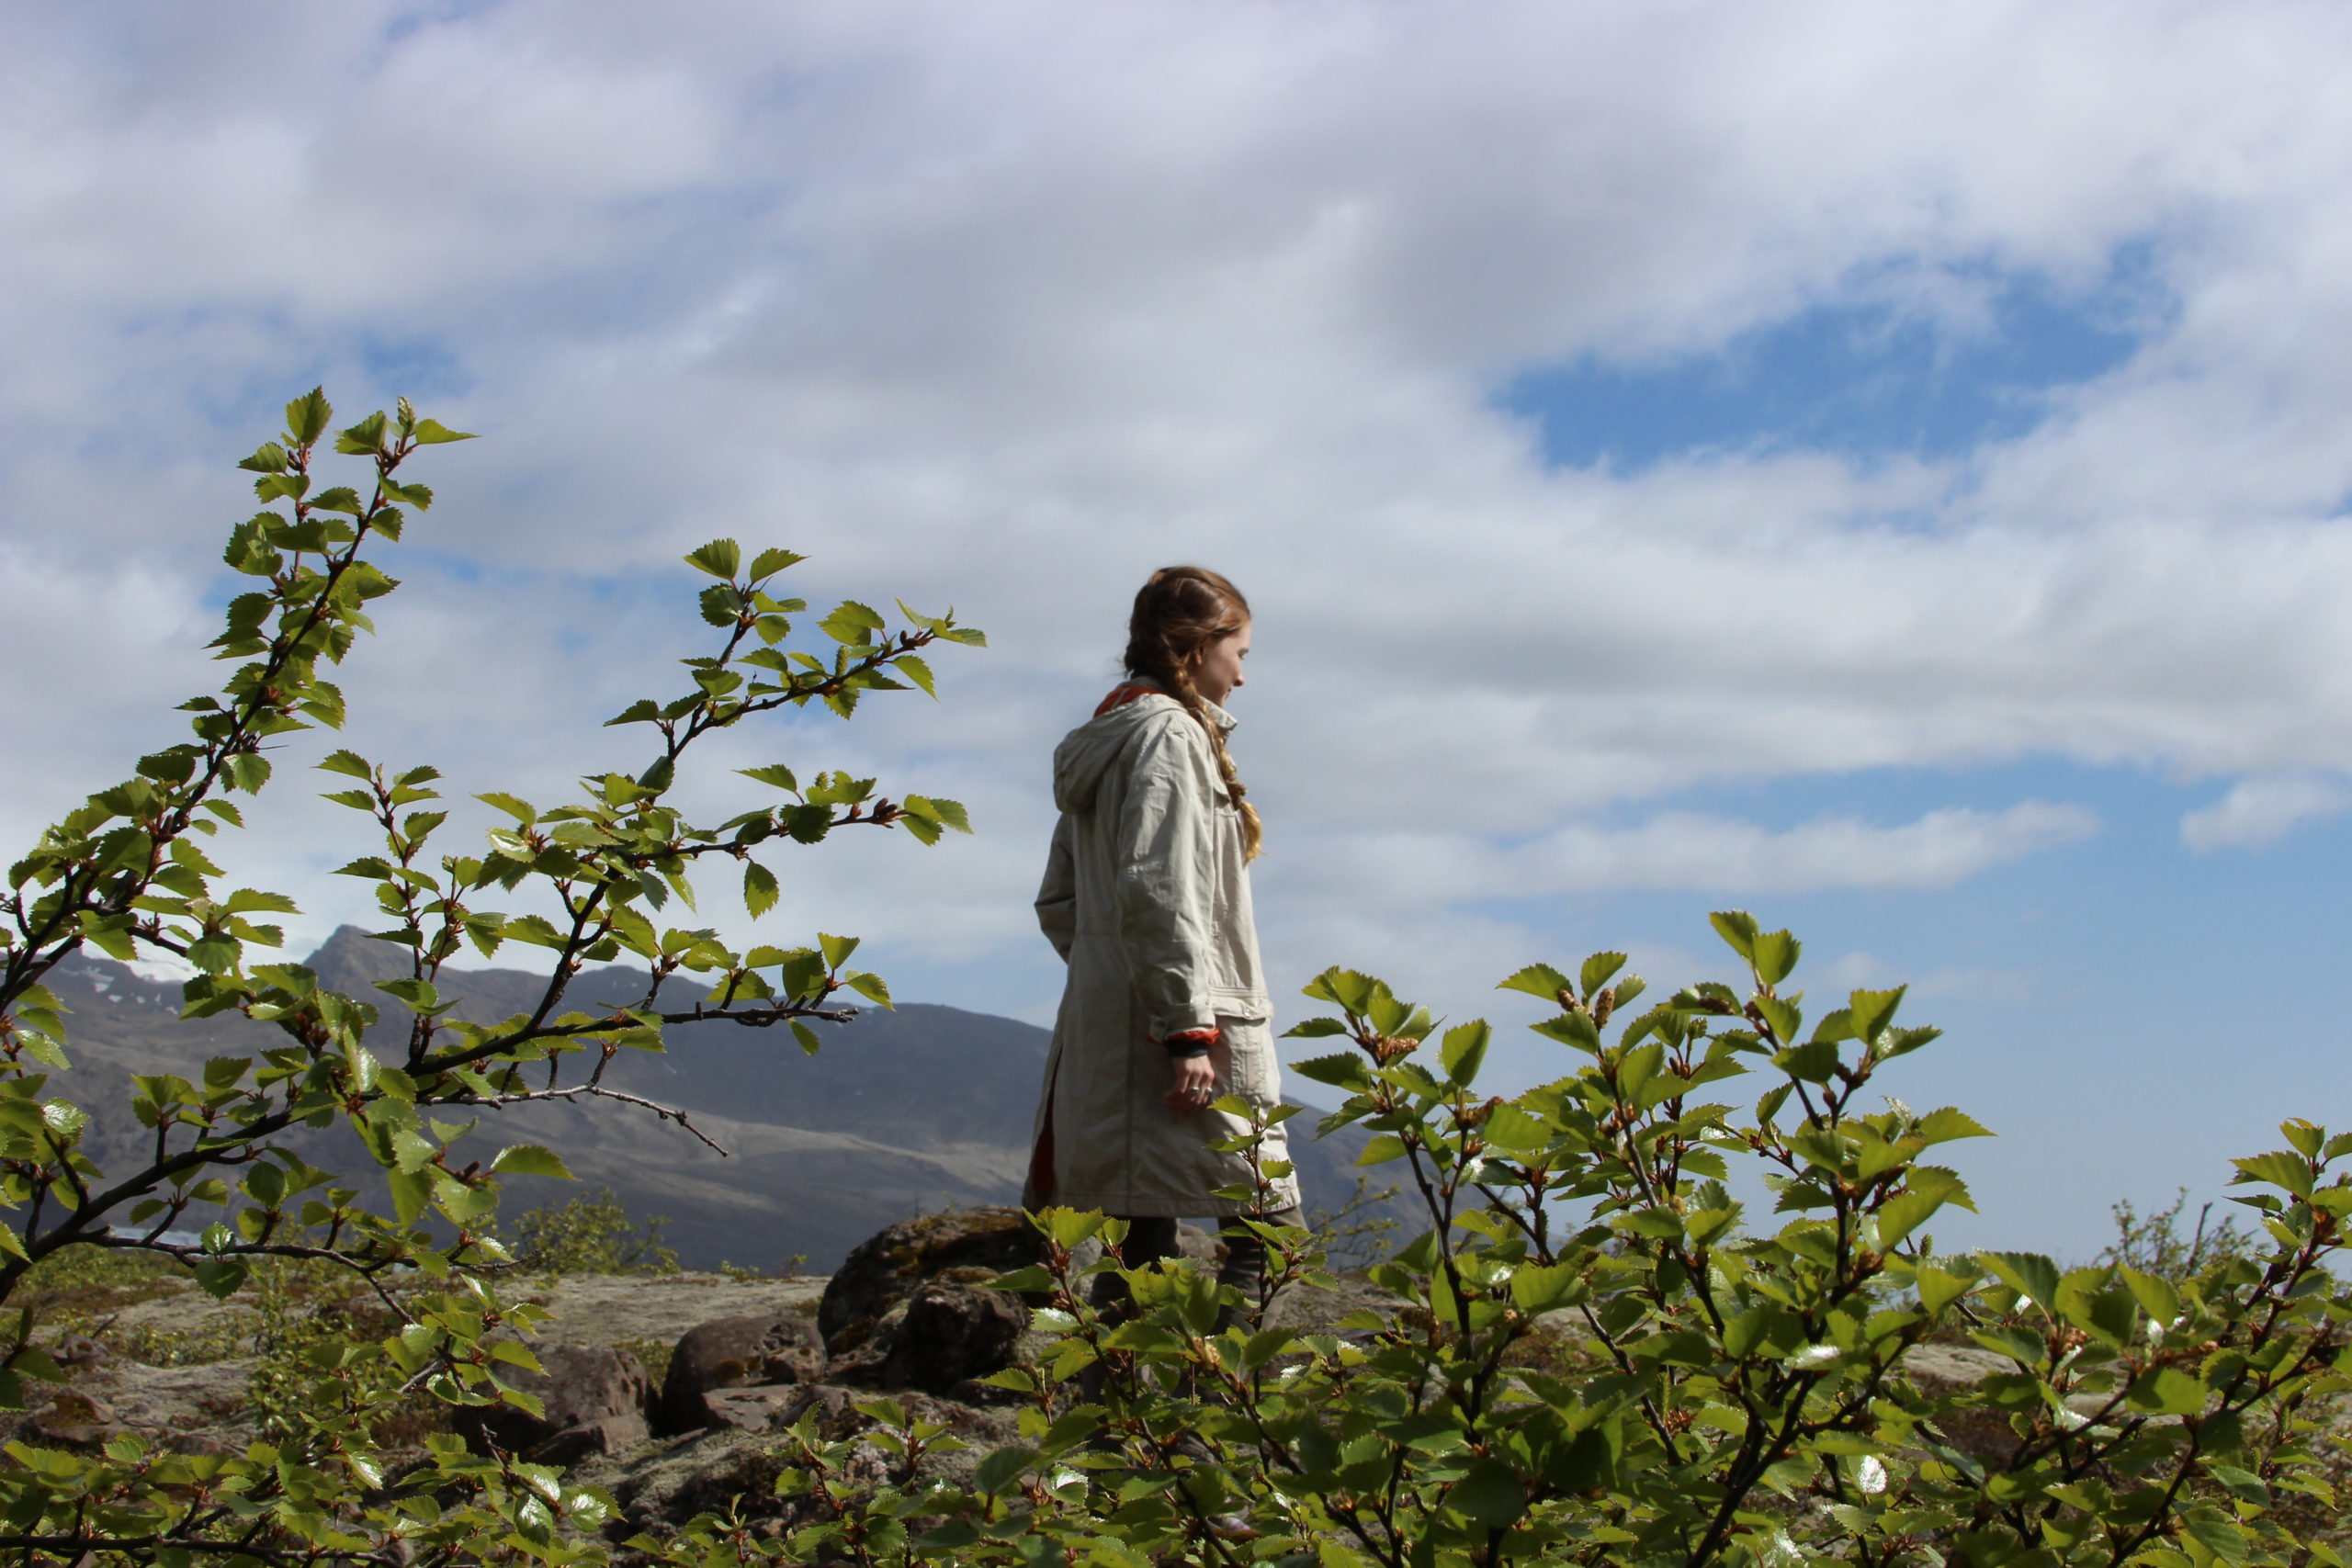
[1371,1035,1419,1064]
[1453,1096,1500,1130]
[1593,987,1615,1026]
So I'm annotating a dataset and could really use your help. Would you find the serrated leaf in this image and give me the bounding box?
[743,861,778,919]
[476,792,536,825]
[1498,964,1571,1001]
[1978,1251,2062,1314]
[684,539,741,580]
[1438,1020,1489,1087]
[1913,1106,1994,1145]
[1294,1053,1372,1091]
[490,1145,573,1179]
[285,387,333,446]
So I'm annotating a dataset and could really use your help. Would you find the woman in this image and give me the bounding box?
[1026,565,1302,1320]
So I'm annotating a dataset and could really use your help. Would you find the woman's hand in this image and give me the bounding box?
[1164,1037,1231,1116]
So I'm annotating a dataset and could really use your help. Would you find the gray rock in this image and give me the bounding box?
[818,1207,1038,1356]
[459,1343,651,1462]
[655,1314,824,1435]
[866,1282,1029,1395]
[28,1387,130,1446]
[700,1383,815,1433]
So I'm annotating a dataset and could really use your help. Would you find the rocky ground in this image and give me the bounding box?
[3,1207,1405,1541]
[9,1209,2173,1551]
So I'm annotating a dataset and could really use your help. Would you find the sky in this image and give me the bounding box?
[6,0,2352,1259]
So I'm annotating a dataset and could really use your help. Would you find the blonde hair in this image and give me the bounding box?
[1124,566,1263,861]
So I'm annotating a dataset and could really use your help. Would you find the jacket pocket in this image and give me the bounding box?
[1215,1013,1280,1104]
[1207,985,1272,1024]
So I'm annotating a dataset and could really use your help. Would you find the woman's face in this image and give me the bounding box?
[1190,619,1250,706]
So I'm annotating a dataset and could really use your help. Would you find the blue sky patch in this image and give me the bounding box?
[1501,250,2169,470]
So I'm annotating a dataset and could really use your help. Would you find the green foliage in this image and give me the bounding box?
[2099,1186,2261,1280]
[1307,1172,1404,1272]
[0,392,982,1564]
[501,1184,680,1276]
[725,919,2352,1568]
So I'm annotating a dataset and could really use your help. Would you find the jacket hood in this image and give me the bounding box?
[1052,685,1236,815]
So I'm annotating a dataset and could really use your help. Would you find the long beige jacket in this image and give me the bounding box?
[1028,688,1300,1218]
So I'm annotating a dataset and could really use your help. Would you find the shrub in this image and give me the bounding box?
[502,1186,680,1277]
[745,916,2352,1567]
[0,389,982,1563]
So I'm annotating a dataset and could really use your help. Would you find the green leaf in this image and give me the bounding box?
[974,1445,1036,1495]
[319,750,374,780]
[1498,964,1571,1002]
[747,547,807,581]
[1446,1460,1526,1529]
[490,1145,573,1179]
[1709,909,1760,961]
[843,971,892,1009]
[685,539,742,580]
[1875,1189,1946,1249]
[1915,1262,1981,1314]
[1913,1106,1995,1145]
[791,1021,822,1056]
[1978,1251,2062,1314]
[743,861,779,919]
[1294,1054,1373,1092]
[1509,1262,1580,1314]
[411,417,476,444]
[779,948,826,1000]
[476,792,536,825]
[1849,986,1905,1042]
[2120,1266,2179,1326]
[285,387,333,446]
[192,1259,248,1300]
[2232,1149,2315,1200]
[819,931,861,968]
[2125,1366,2208,1416]
[897,653,937,697]
[1577,952,1628,996]
[1438,1021,1490,1087]
[819,600,888,646]
[913,795,971,834]
[1749,929,1800,986]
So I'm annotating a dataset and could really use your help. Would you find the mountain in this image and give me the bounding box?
[31,929,1403,1270]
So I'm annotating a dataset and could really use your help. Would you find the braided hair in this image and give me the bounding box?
[1123,566,1264,861]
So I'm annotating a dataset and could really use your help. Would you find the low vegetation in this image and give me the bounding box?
[2,397,2347,1567]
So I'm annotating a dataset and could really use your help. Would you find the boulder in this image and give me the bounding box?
[655,1313,824,1435]
[28,1387,133,1447]
[700,1383,819,1434]
[869,1282,1030,1395]
[458,1343,650,1462]
[817,1207,1039,1356]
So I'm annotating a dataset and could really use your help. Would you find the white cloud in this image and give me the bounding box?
[2181,773,2352,851]
[1530,804,2099,892]
[1266,802,2096,909]
[6,0,2352,1013]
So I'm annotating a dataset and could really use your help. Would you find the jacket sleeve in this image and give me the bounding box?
[1112,715,1221,1038]
[1035,815,1078,962]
